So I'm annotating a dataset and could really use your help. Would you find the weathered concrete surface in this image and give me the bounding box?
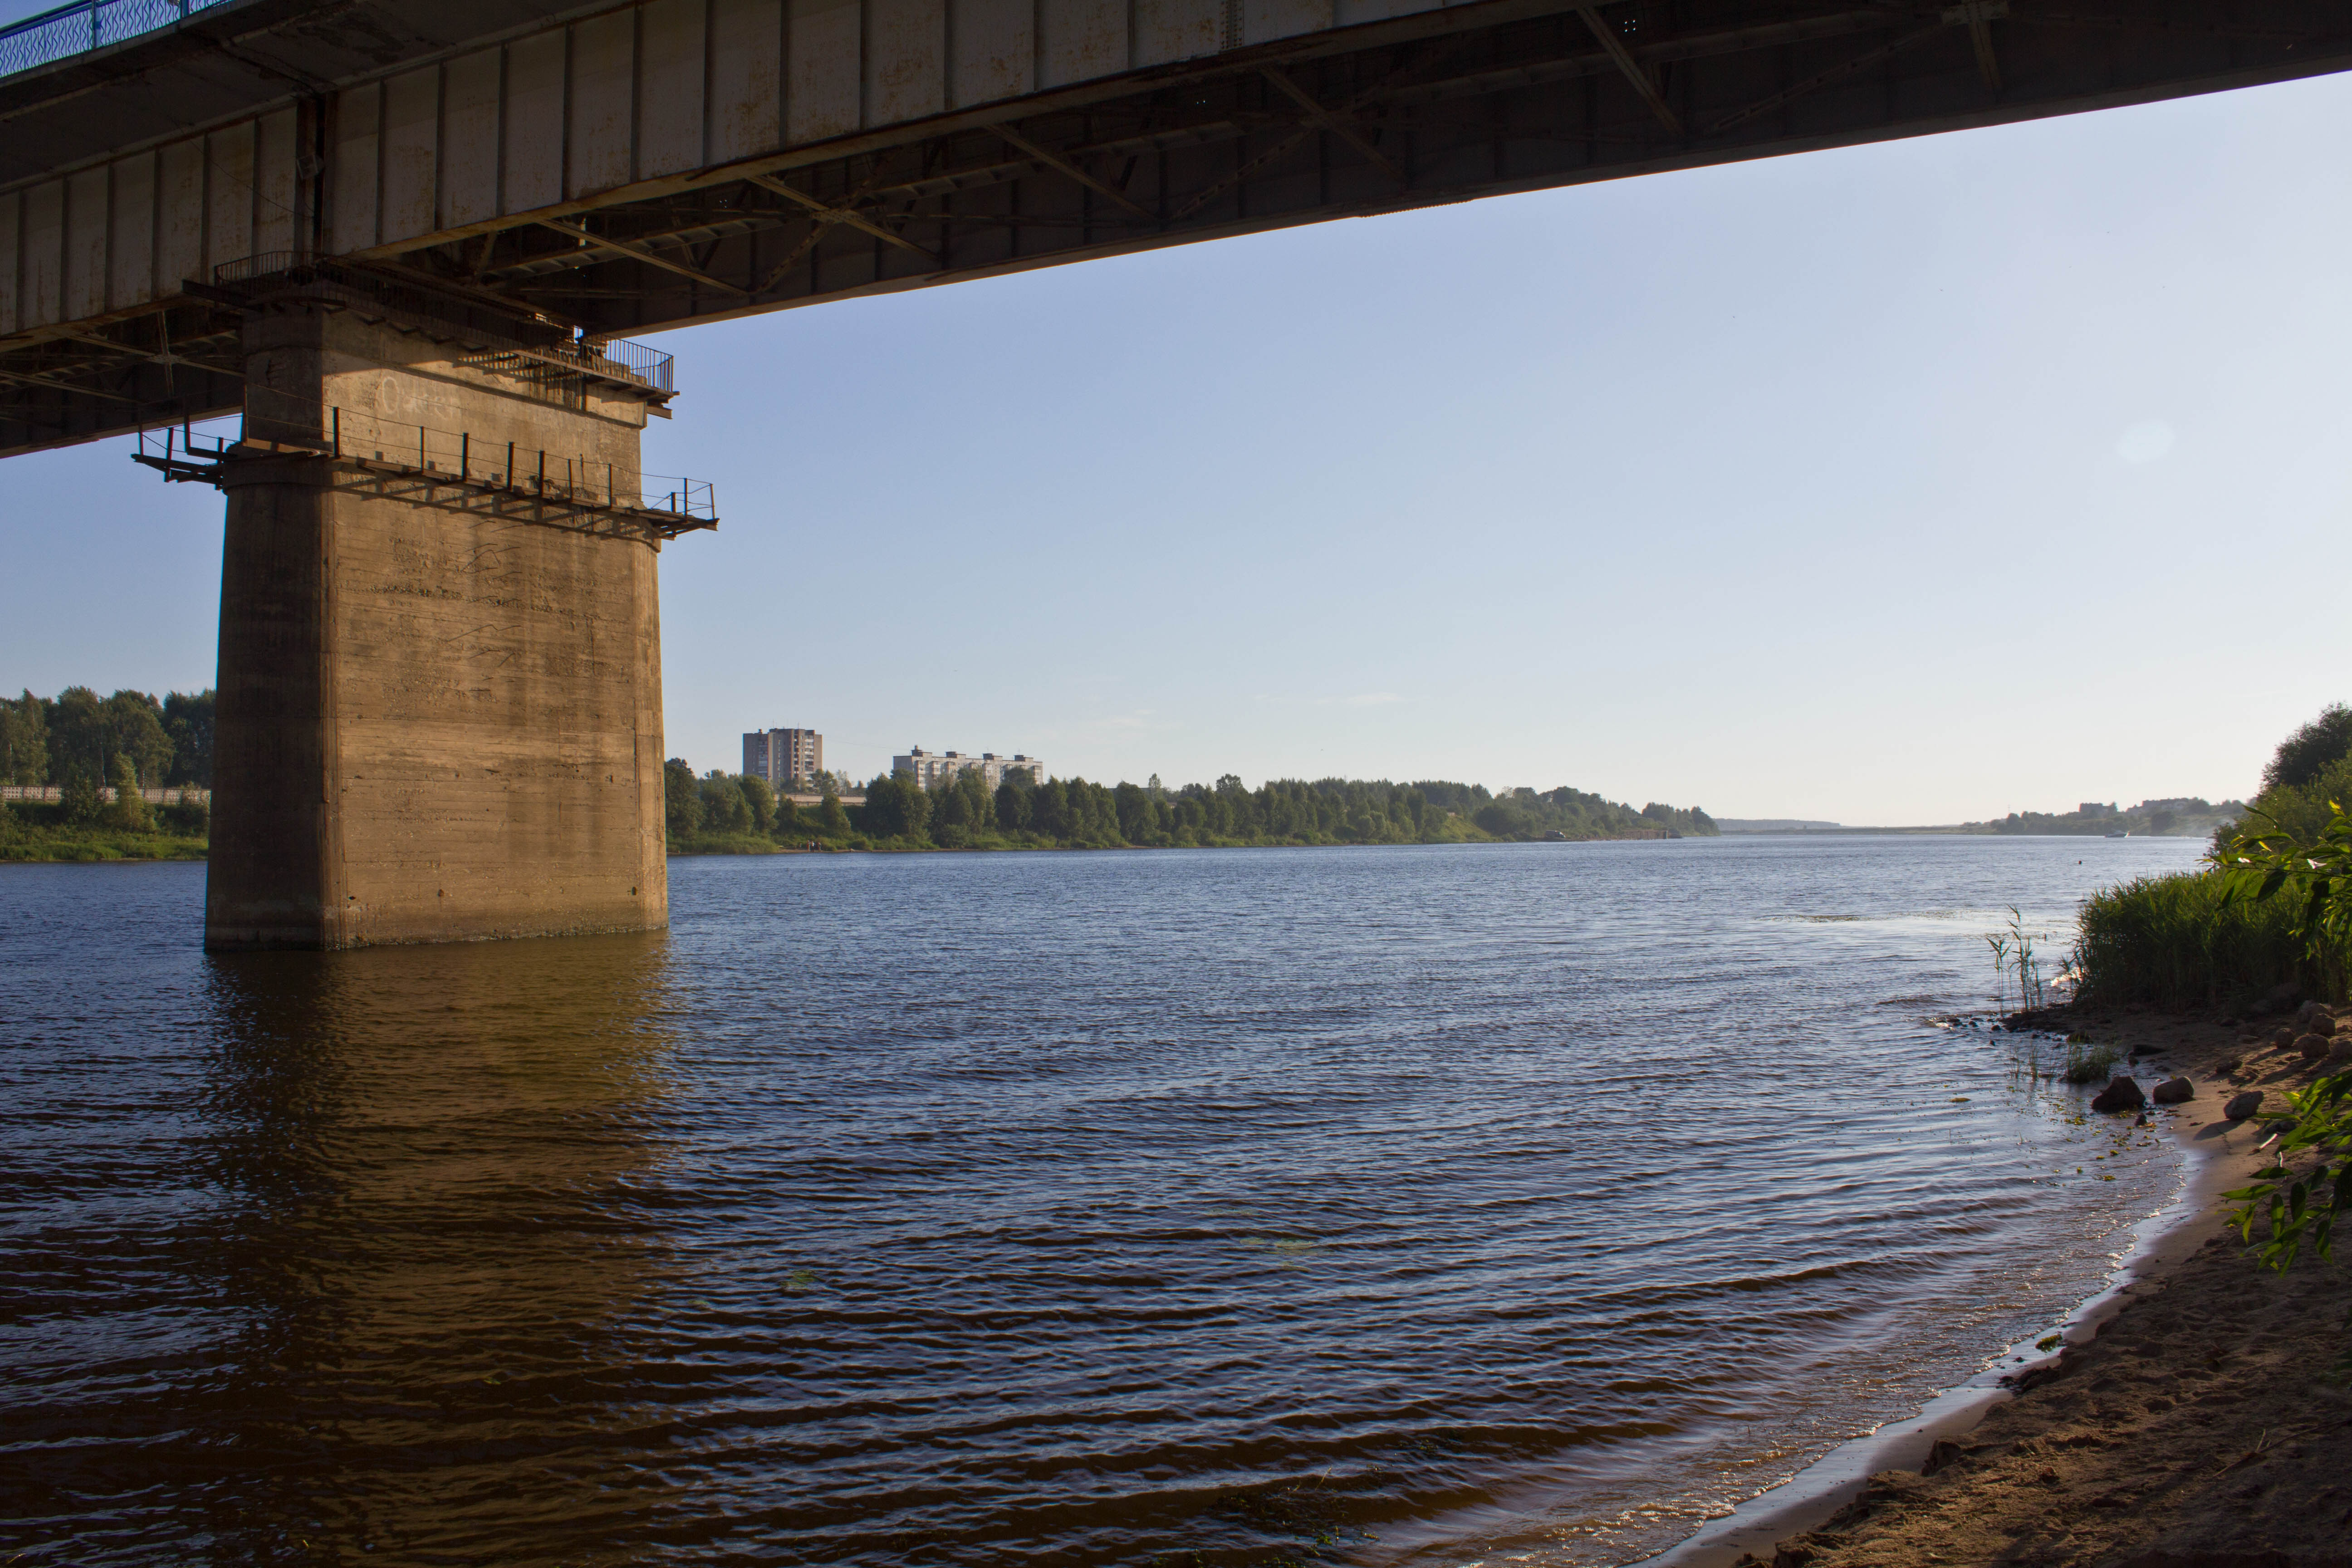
[206,305,668,951]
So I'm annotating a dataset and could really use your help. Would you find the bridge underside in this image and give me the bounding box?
[2,0,2344,456]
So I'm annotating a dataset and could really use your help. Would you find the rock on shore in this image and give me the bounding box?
[2088,1075,2145,1113]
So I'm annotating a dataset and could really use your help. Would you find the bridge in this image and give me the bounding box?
[0,0,2340,946]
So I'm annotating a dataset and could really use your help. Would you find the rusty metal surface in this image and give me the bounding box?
[3,0,2348,459]
[0,0,595,179]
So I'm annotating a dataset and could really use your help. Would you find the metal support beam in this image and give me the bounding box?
[1259,68,1408,186]
[1574,4,1681,136]
[535,218,751,295]
[995,125,1157,221]
[1171,43,1466,223]
[742,173,942,266]
[746,165,894,293]
[1707,23,1945,137]
[0,363,145,402]
[1948,1,2006,95]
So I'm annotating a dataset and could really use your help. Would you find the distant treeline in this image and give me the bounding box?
[1,686,215,790]
[1975,797,2242,838]
[0,686,214,859]
[666,760,1715,853]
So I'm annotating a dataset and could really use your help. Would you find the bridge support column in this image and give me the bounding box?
[202,301,672,951]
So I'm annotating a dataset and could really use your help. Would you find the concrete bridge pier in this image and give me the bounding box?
[189,285,696,951]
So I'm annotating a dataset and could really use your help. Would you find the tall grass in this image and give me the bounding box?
[2072,870,2316,1011]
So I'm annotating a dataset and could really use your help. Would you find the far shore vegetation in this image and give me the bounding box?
[665,760,1718,855]
[1,686,211,862]
[1973,796,2243,838]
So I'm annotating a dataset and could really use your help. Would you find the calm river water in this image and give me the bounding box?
[0,835,2206,1566]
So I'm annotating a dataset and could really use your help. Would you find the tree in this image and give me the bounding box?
[1029,778,1069,839]
[951,769,992,834]
[929,769,991,839]
[664,757,700,838]
[889,775,926,841]
[106,691,173,788]
[162,690,216,787]
[701,771,751,834]
[58,765,101,825]
[819,789,850,837]
[46,687,108,784]
[995,779,1028,834]
[107,753,151,832]
[1114,781,1151,843]
[863,772,931,841]
[738,774,776,833]
[2264,703,2352,794]
[0,691,46,785]
[41,686,171,789]
[1475,801,1525,838]
[773,791,801,836]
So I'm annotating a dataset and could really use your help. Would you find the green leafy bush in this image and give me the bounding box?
[2228,1070,2352,1271]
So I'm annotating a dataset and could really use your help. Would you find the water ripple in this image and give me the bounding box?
[0,836,2201,1565]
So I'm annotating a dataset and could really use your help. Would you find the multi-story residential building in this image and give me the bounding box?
[743,727,823,786]
[892,747,1045,789]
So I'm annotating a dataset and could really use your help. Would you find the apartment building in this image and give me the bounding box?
[743,727,823,786]
[892,747,1045,789]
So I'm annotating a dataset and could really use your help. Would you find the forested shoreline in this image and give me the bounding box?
[1,687,213,860]
[1,681,1719,862]
[666,760,1716,854]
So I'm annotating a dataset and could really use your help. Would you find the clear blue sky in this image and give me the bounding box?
[7,57,2352,823]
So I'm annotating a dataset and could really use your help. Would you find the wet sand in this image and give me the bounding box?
[1715,1003,2352,1568]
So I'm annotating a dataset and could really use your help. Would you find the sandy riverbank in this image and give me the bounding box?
[1701,1003,2352,1568]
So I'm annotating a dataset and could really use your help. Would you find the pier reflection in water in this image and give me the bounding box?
[1,839,2201,1566]
[3,892,681,1563]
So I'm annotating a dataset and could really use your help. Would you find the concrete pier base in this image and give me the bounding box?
[202,299,676,951]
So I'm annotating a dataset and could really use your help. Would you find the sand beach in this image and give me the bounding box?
[1714,1003,2352,1568]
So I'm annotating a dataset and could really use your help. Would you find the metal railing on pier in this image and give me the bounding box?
[0,0,229,80]
[134,408,718,532]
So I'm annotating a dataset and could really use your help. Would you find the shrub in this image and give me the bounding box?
[58,767,100,825]
[107,755,151,833]
[157,800,208,837]
[2227,1069,2352,1273]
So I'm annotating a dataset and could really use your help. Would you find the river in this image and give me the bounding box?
[0,834,2206,1565]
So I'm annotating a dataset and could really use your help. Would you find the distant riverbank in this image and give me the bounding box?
[0,831,207,862]
[1,794,208,862]
[666,823,1700,856]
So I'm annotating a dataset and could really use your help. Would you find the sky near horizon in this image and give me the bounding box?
[5,60,2352,823]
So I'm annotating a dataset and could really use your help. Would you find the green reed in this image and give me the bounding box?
[2061,1034,2122,1084]
[2072,870,2311,1012]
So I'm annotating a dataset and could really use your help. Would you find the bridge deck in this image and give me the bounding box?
[2,0,2346,457]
